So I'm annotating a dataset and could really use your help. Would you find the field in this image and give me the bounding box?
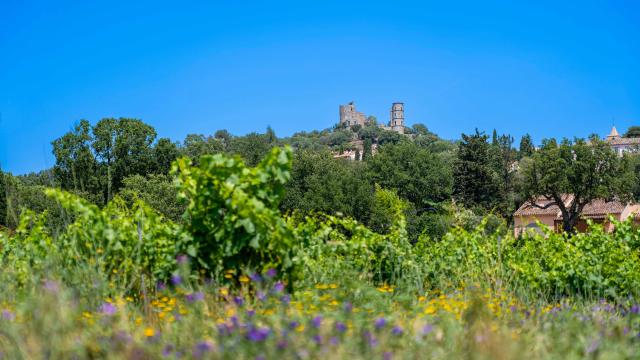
[2,147,640,359]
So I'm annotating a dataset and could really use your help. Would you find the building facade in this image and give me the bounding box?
[605,126,640,155]
[339,102,366,127]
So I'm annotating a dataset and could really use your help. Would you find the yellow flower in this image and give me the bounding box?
[144,328,155,337]
[239,275,250,283]
[219,288,229,296]
[224,274,233,279]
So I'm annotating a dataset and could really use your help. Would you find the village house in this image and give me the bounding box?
[513,195,640,237]
[604,126,640,155]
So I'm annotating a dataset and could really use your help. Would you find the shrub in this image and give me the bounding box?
[173,146,300,284]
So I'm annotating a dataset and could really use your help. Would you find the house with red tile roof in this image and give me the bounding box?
[514,195,640,237]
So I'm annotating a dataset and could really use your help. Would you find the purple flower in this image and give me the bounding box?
[343,302,353,313]
[374,317,387,329]
[43,279,59,293]
[100,302,117,316]
[256,291,267,301]
[311,316,322,328]
[277,339,288,349]
[391,326,403,336]
[422,324,434,335]
[335,321,347,333]
[186,292,205,303]
[256,356,266,360]
[280,295,291,304]
[247,327,271,342]
[176,254,189,264]
[383,352,393,360]
[363,331,378,348]
[288,321,299,330]
[510,305,517,313]
[247,309,256,318]
[192,341,213,358]
[171,275,182,286]
[2,309,15,321]
[312,335,323,345]
[156,281,167,291]
[234,296,244,307]
[266,268,277,278]
[586,339,600,355]
[162,344,174,357]
[273,281,285,293]
[250,273,263,282]
[631,304,639,314]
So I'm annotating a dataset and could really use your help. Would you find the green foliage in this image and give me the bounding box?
[624,126,640,138]
[520,137,635,233]
[173,146,300,282]
[509,222,640,297]
[518,133,535,158]
[368,142,453,209]
[453,129,501,210]
[282,149,374,223]
[120,174,185,222]
[0,171,6,227]
[227,131,277,166]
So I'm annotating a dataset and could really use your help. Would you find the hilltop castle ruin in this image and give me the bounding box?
[339,101,405,134]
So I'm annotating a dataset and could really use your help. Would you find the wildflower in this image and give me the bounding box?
[192,341,213,358]
[156,281,167,291]
[162,344,174,357]
[343,302,353,313]
[100,302,117,316]
[186,292,205,303]
[586,339,600,355]
[176,254,189,264]
[250,273,262,282]
[311,316,322,328]
[288,321,300,330]
[266,268,277,278]
[239,275,250,283]
[383,352,393,360]
[391,326,403,336]
[247,309,256,317]
[273,281,285,293]
[43,279,59,293]
[422,324,434,335]
[335,321,347,333]
[144,328,155,337]
[363,331,378,348]
[170,275,182,286]
[256,356,266,360]
[329,337,339,345]
[631,304,640,314]
[234,296,244,307]
[312,335,323,345]
[247,327,271,342]
[1,309,15,321]
[277,339,288,349]
[257,291,267,301]
[374,317,387,329]
[280,295,291,304]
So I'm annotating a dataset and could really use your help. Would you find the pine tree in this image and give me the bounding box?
[519,134,535,158]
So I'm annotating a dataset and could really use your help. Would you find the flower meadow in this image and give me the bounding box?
[3,147,640,359]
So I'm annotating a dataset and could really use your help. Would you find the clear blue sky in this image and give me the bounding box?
[1,0,638,174]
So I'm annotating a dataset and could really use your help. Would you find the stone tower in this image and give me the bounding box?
[339,102,366,127]
[390,102,405,134]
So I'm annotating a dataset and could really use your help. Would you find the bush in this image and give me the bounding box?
[173,146,300,284]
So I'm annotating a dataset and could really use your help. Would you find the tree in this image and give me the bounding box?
[52,120,99,197]
[368,142,453,209]
[182,134,223,161]
[153,138,180,174]
[520,137,634,234]
[453,129,500,209]
[624,126,640,138]
[93,118,157,200]
[519,134,535,158]
[228,132,274,166]
[281,149,374,223]
[0,171,6,227]
[362,139,373,161]
[120,174,185,222]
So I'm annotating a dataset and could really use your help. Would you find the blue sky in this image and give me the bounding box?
[1,0,638,174]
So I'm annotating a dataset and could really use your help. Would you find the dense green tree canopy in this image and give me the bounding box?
[453,130,500,210]
[520,137,635,233]
[368,142,453,210]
